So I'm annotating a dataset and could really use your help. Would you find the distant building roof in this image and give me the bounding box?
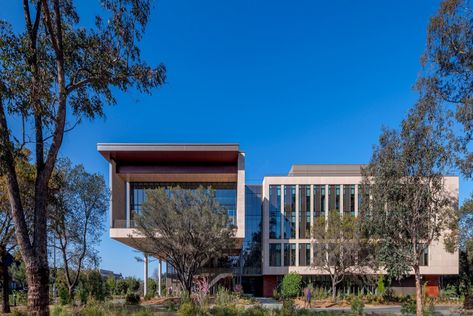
[288,164,366,177]
[100,269,123,279]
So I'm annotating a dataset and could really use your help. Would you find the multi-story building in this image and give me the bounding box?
[98,143,459,297]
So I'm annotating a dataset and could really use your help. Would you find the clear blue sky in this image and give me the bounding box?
[2,0,471,279]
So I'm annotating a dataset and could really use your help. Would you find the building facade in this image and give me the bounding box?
[98,143,459,297]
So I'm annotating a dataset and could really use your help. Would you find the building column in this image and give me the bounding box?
[144,254,149,297]
[158,259,162,296]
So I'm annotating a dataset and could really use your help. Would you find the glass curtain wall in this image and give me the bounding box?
[314,185,325,218]
[284,185,296,239]
[299,185,311,239]
[269,185,281,239]
[328,185,340,212]
[343,184,355,216]
[129,182,237,225]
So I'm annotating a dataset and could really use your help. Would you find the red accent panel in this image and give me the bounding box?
[424,275,440,297]
[263,275,278,297]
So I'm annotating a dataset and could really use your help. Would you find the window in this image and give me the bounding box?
[299,243,311,266]
[314,185,325,217]
[299,185,311,238]
[313,243,325,266]
[129,182,237,224]
[343,184,355,216]
[284,243,296,266]
[328,185,340,211]
[269,243,282,266]
[269,185,281,239]
[284,185,296,239]
[420,247,429,266]
[358,184,370,216]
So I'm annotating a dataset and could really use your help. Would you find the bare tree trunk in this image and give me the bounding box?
[414,265,422,316]
[331,279,337,302]
[1,246,10,313]
[26,261,49,316]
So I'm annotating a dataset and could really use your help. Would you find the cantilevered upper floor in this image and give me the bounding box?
[97,143,246,251]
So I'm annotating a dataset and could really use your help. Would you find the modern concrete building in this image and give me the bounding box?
[98,143,459,297]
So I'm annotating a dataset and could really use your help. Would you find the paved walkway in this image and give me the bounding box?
[253,298,462,315]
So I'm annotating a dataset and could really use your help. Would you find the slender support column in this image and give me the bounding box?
[144,254,149,297]
[158,260,162,296]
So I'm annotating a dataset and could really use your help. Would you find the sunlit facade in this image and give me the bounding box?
[98,144,459,298]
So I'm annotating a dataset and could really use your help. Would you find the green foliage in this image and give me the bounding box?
[80,304,106,316]
[240,305,270,316]
[105,275,116,296]
[272,289,280,301]
[178,302,196,316]
[125,293,141,305]
[351,296,365,315]
[77,286,88,305]
[51,305,71,316]
[125,277,140,294]
[116,279,129,295]
[11,311,27,316]
[135,187,235,293]
[281,272,302,299]
[377,274,385,295]
[58,287,70,305]
[212,305,240,316]
[146,278,157,297]
[281,299,295,316]
[215,286,236,306]
[85,270,106,301]
[401,296,416,315]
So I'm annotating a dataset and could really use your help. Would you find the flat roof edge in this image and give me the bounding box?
[97,143,240,152]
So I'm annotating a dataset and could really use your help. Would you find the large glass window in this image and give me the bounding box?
[269,185,281,239]
[284,185,296,239]
[358,184,370,216]
[420,246,429,266]
[314,185,325,217]
[299,185,311,238]
[269,243,282,267]
[343,184,355,216]
[129,182,237,225]
[313,243,325,266]
[284,243,296,266]
[299,243,311,266]
[328,185,340,212]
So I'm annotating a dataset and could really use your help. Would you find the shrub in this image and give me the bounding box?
[116,279,129,295]
[272,289,280,301]
[125,293,141,305]
[377,274,385,295]
[165,299,177,311]
[58,287,70,305]
[281,272,302,299]
[241,305,270,316]
[178,302,196,316]
[80,304,106,316]
[351,296,365,315]
[215,286,236,306]
[11,311,27,316]
[281,299,295,316]
[77,286,88,305]
[144,293,154,301]
[211,305,240,316]
[51,305,72,316]
[401,296,416,315]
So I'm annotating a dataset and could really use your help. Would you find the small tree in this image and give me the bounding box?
[134,187,235,294]
[312,210,373,302]
[281,272,302,299]
[49,159,108,298]
[362,104,457,316]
